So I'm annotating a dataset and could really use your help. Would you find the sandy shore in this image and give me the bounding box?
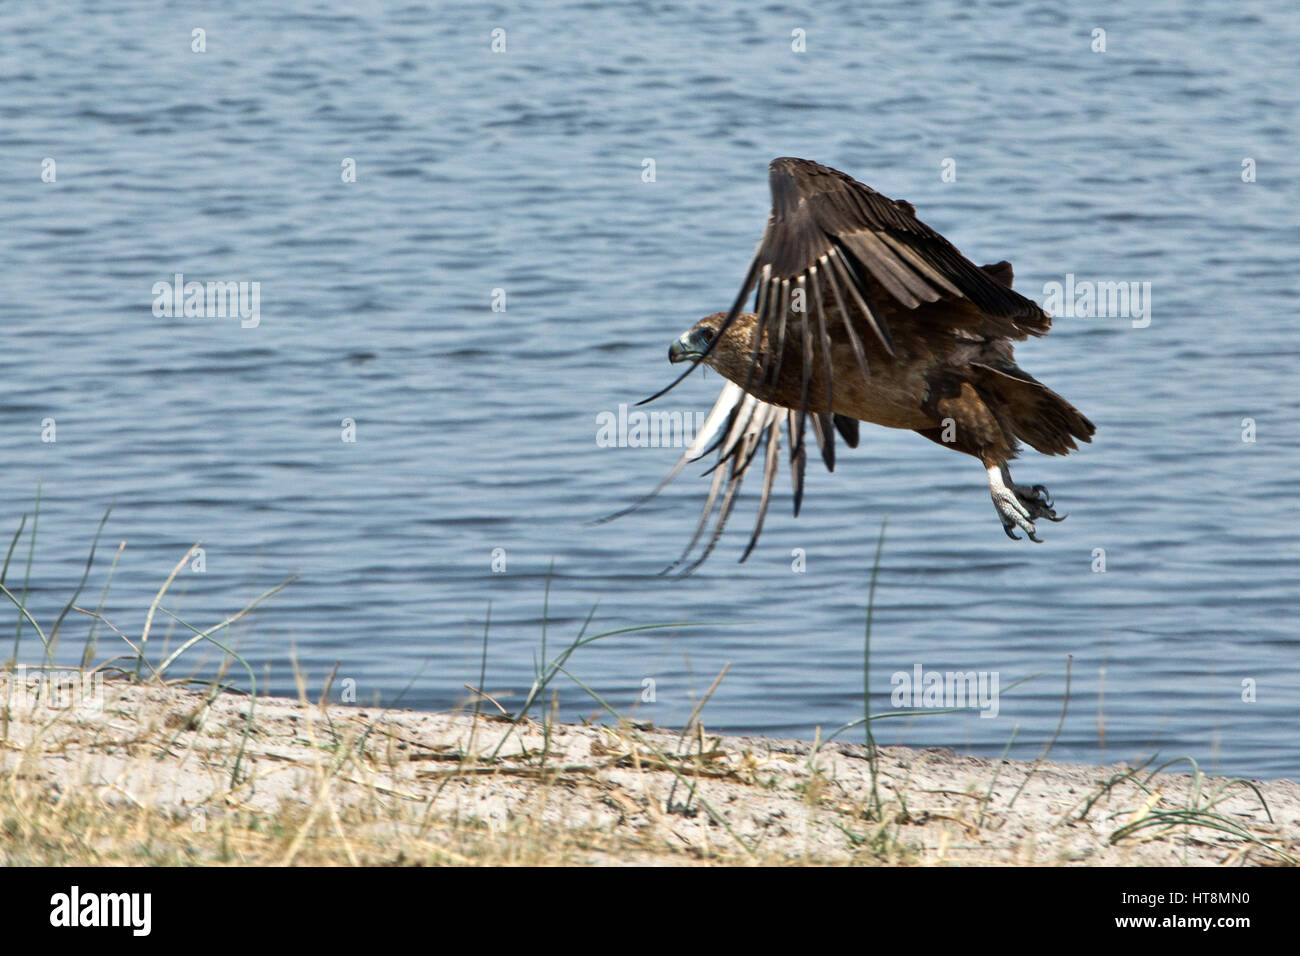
[2,676,1295,865]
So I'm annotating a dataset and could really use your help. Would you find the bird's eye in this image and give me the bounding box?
[698,327,716,343]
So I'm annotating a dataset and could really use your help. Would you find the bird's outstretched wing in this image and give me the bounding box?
[648,157,1050,402]
[632,158,1051,569]
[759,156,1049,343]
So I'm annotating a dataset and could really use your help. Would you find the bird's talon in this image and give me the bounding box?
[991,469,1066,542]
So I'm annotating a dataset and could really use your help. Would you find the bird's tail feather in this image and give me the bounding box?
[970,363,1095,456]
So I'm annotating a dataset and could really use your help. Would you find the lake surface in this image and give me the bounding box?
[3,1,1297,778]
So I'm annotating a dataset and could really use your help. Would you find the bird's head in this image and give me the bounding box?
[668,312,766,381]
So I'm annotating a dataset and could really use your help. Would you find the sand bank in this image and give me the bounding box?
[1,677,1295,866]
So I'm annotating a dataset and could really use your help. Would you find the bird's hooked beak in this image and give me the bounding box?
[668,326,715,364]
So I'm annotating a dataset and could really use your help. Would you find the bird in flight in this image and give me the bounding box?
[622,157,1094,573]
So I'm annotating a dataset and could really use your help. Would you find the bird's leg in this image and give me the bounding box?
[987,463,1064,542]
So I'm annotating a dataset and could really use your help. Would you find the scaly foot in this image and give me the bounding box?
[987,466,1066,542]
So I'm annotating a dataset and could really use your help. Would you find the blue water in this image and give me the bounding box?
[3,1,1297,778]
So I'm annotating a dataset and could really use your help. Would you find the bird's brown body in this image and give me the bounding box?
[694,269,1092,468]
[699,309,945,428]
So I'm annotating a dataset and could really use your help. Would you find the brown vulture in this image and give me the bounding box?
[625,157,1094,572]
